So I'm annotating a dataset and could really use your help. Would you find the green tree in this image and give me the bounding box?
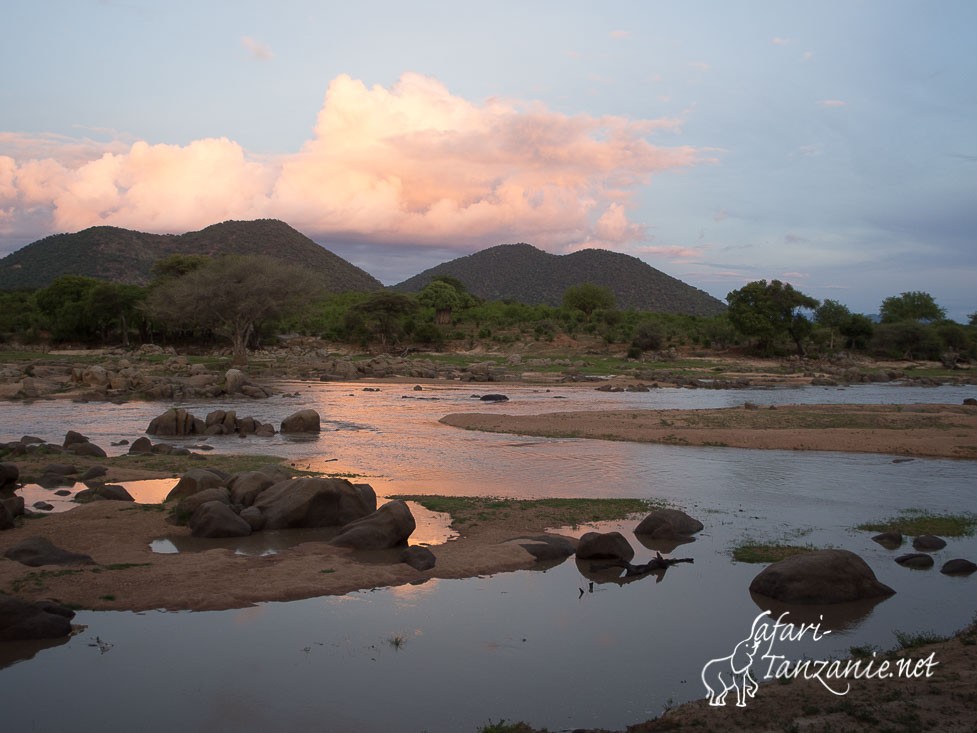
[814,299,852,350]
[418,280,463,325]
[967,312,977,327]
[146,255,318,365]
[562,283,616,319]
[726,280,819,355]
[879,291,946,323]
[344,292,418,347]
[150,254,211,283]
[86,282,145,346]
[34,275,101,342]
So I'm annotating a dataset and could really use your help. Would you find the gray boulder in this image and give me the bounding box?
[62,431,90,449]
[225,369,247,394]
[0,462,18,489]
[912,535,947,551]
[147,408,205,436]
[128,436,155,454]
[165,469,226,502]
[577,531,635,561]
[401,546,436,571]
[940,558,977,576]
[896,553,935,569]
[513,534,578,562]
[871,531,903,549]
[75,484,134,503]
[329,500,416,550]
[172,487,231,523]
[239,506,265,532]
[227,471,276,507]
[280,409,321,433]
[65,440,107,458]
[188,501,252,538]
[4,536,96,567]
[78,465,108,482]
[634,508,704,538]
[0,594,75,641]
[750,549,895,604]
[253,477,376,530]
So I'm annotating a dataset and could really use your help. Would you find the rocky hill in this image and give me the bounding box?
[0,219,383,292]
[394,243,725,315]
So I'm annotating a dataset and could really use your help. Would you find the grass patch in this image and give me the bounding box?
[121,452,302,477]
[98,562,152,571]
[857,510,977,537]
[477,722,535,733]
[10,568,84,593]
[731,542,817,563]
[894,630,950,650]
[393,495,658,529]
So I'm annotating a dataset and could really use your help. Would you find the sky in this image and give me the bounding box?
[1,1,975,320]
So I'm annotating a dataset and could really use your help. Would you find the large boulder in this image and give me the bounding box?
[512,534,578,562]
[227,471,277,507]
[74,484,134,503]
[128,436,155,455]
[225,369,247,394]
[634,508,704,538]
[576,531,635,561]
[147,408,205,436]
[4,536,96,567]
[253,477,376,530]
[750,549,895,605]
[66,441,107,458]
[912,535,947,551]
[164,469,226,502]
[188,501,252,538]
[0,462,19,490]
[280,409,321,434]
[0,594,75,641]
[172,487,231,523]
[941,558,977,576]
[329,500,416,550]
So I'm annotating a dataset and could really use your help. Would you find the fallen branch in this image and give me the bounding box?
[591,551,694,578]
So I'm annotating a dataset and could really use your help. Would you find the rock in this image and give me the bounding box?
[0,593,75,641]
[401,546,436,571]
[513,534,578,562]
[871,531,903,549]
[0,502,14,530]
[164,469,226,502]
[912,534,947,551]
[172,487,231,523]
[227,472,277,506]
[749,549,895,604]
[128,436,155,454]
[62,430,90,449]
[634,508,704,538]
[146,408,205,436]
[253,477,376,530]
[329,500,417,550]
[32,502,54,511]
[940,558,977,576]
[576,531,635,561]
[280,409,321,433]
[74,484,134,502]
[0,493,24,520]
[188,501,252,538]
[255,423,276,437]
[963,397,977,406]
[4,536,96,567]
[479,394,509,402]
[225,369,247,394]
[36,472,75,489]
[0,462,19,489]
[66,441,107,458]
[239,506,265,532]
[240,385,271,399]
[40,463,77,476]
[895,553,935,569]
[54,490,71,497]
[78,465,108,482]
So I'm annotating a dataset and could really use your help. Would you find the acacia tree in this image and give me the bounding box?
[418,280,463,325]
[562,283,616,319]
[879,291,945,323]
[146,255,318,365]
[726,280,819,355]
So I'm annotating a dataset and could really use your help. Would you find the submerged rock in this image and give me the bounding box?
[912,534,947,552]
[940,558,976,576]
[895,553,935,569]
[577,531,635,561]
[280,409,321,433]
[871,531,903,549]
[750,549,895,604]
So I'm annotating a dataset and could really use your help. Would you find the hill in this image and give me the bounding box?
[0,220,383,292]
[393,243,725,315]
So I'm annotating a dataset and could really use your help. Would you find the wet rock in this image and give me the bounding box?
[32,502,54,511]
[188,501,252,538]
[253,477,376,530]
[280,409,321,433]
[635,508,704,539]
[912,535,947,551]
[577,531,635,561]
[54,490,71,497]
[895,553,935,569]
[4,536,95,567]
[239,506,265,532]
[963,397,977,406]
[172,487,231,523]
[330,500,416,550]
[78,465,108,482]
[479,394,509,402]
[401,546,436,571]
[0,593,75,641]
[749,549,895,604]
[75,484,134,503]
[147,408,205,437]
[940,558,977,576]
[513,534,578,562]
[164,469,226,502]
[871,531,903,549]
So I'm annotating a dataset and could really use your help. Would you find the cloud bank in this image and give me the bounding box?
[0,73,703,253]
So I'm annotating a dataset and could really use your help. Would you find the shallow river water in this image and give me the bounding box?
[1,382,975,732]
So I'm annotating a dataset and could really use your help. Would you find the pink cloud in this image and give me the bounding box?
[771,37,792,46]
[0,72,704,251]
[630,244,703,260]
[609,30,631,39]
[241,36,274,61]
[819,99,846,108]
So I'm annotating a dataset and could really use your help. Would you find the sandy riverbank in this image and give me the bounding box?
[441,403,977,460]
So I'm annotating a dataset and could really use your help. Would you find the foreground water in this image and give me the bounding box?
[1,382,975,731]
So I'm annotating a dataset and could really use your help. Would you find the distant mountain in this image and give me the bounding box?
[394,243,726,315]
[0,219,384,292]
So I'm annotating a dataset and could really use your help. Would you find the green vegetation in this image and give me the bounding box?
[477,721,535,733]
[893,630,950,649]
[856,510,977,537]
[394,495,657,528]
[10,568,84,593]
[726,279,819,356]
[731,542,816,563]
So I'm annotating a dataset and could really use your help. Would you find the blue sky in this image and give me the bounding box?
[1,0,975,319]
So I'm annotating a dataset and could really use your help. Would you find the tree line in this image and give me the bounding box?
[1,254,974,364]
